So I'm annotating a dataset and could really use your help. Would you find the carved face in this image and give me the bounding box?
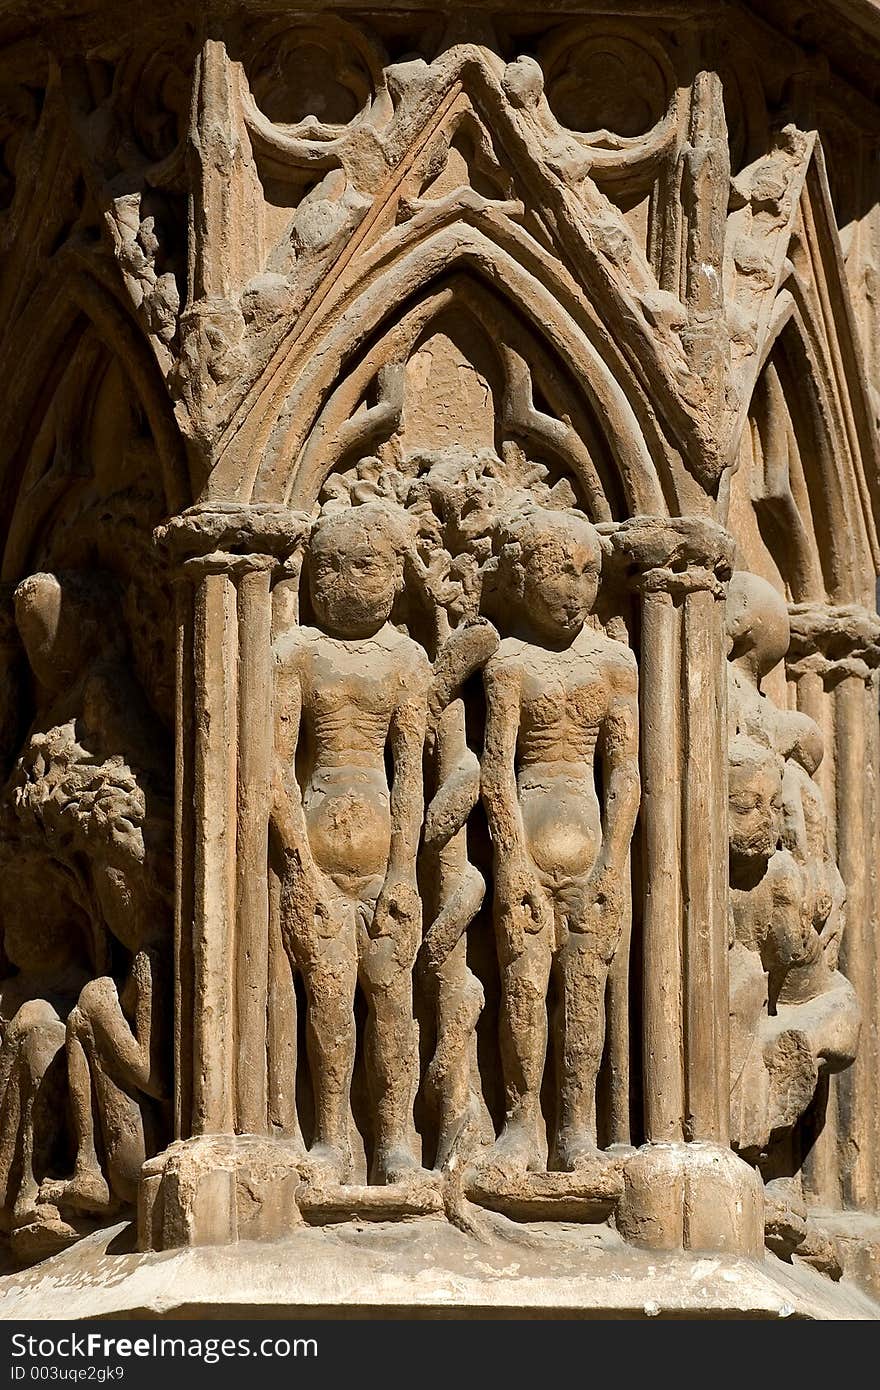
[513,513,600,641]
[728,739,784,864]
[726,572,790,682]
[14,572,66,689]
[308,508,403,639]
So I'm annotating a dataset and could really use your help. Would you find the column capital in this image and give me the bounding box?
[599,515,735,599]
[154,503,310,580]
[787,601,880,683]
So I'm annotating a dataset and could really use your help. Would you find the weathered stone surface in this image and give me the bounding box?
[2,1216,879,1321]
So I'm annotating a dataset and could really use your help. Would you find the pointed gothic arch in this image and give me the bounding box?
[213,223,672,516]
[724,142,880,607]
[0,265,190,582]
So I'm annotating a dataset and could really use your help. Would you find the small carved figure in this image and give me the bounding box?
[2,572,171,1227]
[726,573,859,1158]
[480,507,640,1174]
[272,503,431,1184]
[0,868,89,1252]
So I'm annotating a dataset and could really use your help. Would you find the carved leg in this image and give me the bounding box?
[59,1010,112,1213]
[360,930,420,1184]
[13,1016,67,1224]
[50,974,162,1214]
[552,931,609,1170]
[0,1011,63,1228]
[297,920,358,1183]
[0,1006,65,1227]
[492,922,552,1174]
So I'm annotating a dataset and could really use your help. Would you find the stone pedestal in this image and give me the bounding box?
[3,1218,878,1321]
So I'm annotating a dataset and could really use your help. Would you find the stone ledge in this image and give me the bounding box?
[1,1217,877,1321]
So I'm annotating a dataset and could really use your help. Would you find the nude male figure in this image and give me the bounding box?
[272,503,430,1185]
[481,507,640,1175]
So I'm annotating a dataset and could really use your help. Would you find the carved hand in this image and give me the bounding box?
[371,876,422,943]
[565,863,624,941]
[494,855,552,936]
[280,847,334,940]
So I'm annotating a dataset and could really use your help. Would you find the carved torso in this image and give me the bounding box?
[490,629,634,880]
[276,622,430,889]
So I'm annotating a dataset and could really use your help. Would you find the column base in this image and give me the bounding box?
[139,1135,304,1251]
[618,1143,764,1256]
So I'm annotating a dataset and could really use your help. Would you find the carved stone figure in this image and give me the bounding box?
[272,503,430,1185]
[726,573,859,1167]
[480,507,640,1176]
[0,571,171,1249]
[0,870,89,1256]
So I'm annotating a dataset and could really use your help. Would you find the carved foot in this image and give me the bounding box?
[552,1129,610,1174]
[372,1143,421,1186]
[9,1200,85,1265]
[298,1142,351,1188]
[41,1166,113,1216]
[476,1120,543,1183]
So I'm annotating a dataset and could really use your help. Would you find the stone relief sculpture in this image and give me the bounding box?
[0,874,88,1260]
[479,507,639,1180]
[726,572,860,1266]
[3,0,880,1320]
[267,443,640,1213]
[0,570,172,1259]
[272,503,429,1187]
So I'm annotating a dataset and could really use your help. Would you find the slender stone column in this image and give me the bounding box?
[787,603,880,1215]
[138,505,310,1251]
[605,516,762,1255]
[156,505,308,1139]
[636,584,683,1144]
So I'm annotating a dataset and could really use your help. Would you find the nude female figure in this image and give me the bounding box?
[272,503,430,1185]
[480,508,640,1175]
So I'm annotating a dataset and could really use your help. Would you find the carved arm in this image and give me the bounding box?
[385,658,430,886]
[592,661,640,889]
[481,659,527,863]
[270,649,320,885]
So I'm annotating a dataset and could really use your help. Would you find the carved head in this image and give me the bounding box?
[13,571,115,693]
[728,734,784,866]
[726,572,790,684]
[495,507,601,642]
[308,503,412,639]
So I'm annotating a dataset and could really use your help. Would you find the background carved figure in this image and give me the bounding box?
[726,572,860,1266]
[0,571,172,1256]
